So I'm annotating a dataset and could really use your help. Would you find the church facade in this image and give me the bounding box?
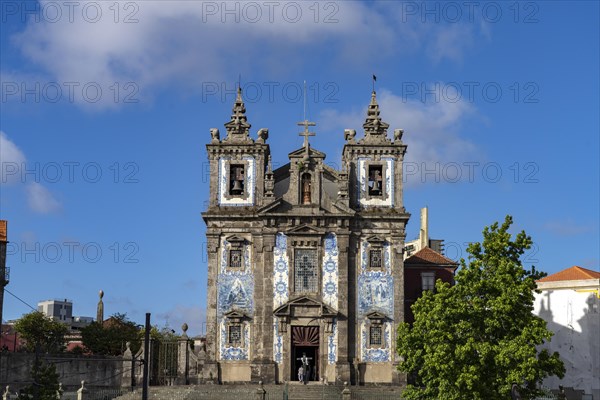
[202,88,410,385]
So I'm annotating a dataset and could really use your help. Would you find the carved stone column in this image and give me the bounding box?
[335,233,351,384]
[204,234,220,383]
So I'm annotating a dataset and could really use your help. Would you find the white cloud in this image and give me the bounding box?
[427,24,474,65]
[319,88,478,186]
[9,1,483,109]
[1,132,63,213]
[26,182,62,214]
[543,219,596,237]
[0,131,26,183]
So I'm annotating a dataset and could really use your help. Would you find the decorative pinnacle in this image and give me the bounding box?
[224,86,251,137]
[363,91,389,136]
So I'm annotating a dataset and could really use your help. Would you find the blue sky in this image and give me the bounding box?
[1,1,598,334]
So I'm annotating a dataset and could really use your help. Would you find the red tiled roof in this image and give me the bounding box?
[404,247,457,266]
[537,266,600,282]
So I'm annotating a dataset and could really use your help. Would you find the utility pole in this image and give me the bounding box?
[142,313,151,400]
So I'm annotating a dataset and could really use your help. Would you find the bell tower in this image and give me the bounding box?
[203,88,273,384]
[206,87,271,208]
[342,90,410,385]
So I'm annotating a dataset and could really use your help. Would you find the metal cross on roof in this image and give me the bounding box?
[297,119,316,150]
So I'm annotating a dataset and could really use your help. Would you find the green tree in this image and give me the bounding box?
[81,313,141,355]
[14,311,68,353]
[396,216,565,400]
[16,359,62,400]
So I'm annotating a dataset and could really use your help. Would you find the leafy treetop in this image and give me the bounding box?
[396,216,565,400]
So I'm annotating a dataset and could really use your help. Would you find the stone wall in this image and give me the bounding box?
[0,353,124,391]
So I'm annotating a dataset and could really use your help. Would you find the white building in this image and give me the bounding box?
[533,266,600,399]
[38,299,73,323]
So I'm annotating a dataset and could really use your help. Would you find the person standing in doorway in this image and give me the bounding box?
[298,365,304,383]
[301,352,310,384]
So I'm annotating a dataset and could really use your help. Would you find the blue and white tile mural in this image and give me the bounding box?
[328,319,338,365]
[322,233,339,308]
[357,239,394,362]
[273,318,283,364]
[219,320,251,361]
[218,156,256,206]
[322,233,339,364]
[273,233,289,308]
[217,237,253,361]
[360,321,392,362]
[357,157,394,208]
[273,233,288,364]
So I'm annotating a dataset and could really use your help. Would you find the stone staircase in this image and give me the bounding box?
[287,382,343,399]
[113,383,402,400]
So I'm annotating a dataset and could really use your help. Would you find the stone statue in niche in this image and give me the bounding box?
[301,173,311,204]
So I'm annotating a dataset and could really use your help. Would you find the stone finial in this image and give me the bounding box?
[361,91,390,142]
[393,128,404,142]
[342,381,351,399]
[96,290,104,325]
[210,128,220,143]
[257,128,269,143]
[344,129,356,143]
[123,341,132,358]
[181,323,189,338]
[223,87,252,142]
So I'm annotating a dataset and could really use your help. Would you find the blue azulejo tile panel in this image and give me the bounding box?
[273,317,283,364]
[273,233,289,309]
[358,238,394,362]
[360,320,392,363]
[219,319,250,361]
[220,238,252,275]
[322,233,339,308]
[217,273,254,317]
[359,240,392,275]
[273,233,288,365]
[328,318,338,365]
[218,156,256,206]
[357,273,394,317]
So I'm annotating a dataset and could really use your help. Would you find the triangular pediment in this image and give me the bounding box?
[366,311,388,320]
[286,224,324,235]
[288,147,326,159]
[273,295,337,318]
[225,235,246,243]
[366,235,386,245]
[223,310,249,320]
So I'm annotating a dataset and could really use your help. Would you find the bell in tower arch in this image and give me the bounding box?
[229,164,245,196]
